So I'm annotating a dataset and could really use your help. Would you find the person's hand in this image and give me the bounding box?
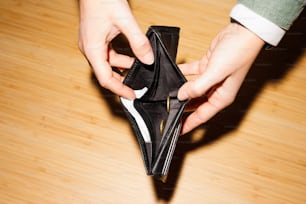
[79,0,154,99]
[178,23,265,134]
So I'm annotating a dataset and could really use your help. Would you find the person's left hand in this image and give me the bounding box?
[178,23,265,134]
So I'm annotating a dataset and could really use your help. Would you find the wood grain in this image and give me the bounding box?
[1,0,305,203]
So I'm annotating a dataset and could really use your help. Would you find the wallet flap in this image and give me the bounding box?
[148,26,180,62]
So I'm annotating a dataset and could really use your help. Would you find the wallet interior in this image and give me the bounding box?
[120,26,188,179]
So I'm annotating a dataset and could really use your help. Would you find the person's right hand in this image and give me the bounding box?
[79,0,154,99]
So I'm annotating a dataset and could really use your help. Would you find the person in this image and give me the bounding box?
[78,0,305,134]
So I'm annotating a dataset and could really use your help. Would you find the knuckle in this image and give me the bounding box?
[134,37,150,53]
[78,40,84,53]
[98,77,110,88]
[219,93,235,108]
[82,46,101,62]
[223,95,235,107]
[190,82,204,98]
[82,45,94,56]
[210,89,236,110]
[138,37,150,49]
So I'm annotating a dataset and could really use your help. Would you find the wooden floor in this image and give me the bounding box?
[1,0,306,203]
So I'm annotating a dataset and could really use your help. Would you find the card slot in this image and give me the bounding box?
[138,101,169,161]
[120,87,150,143]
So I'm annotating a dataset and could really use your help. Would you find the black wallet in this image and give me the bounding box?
[120,26,188,180]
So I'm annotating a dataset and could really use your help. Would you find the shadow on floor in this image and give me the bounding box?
[92,10,305,203]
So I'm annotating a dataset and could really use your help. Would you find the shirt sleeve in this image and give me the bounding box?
[230,0,305,46]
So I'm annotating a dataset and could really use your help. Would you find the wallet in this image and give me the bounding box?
[120,26,188,181]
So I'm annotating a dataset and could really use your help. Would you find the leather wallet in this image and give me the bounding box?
[120,26,188,181]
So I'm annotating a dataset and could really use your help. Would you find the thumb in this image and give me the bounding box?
[125,27,154,65]
[116,16,154,65]
[178,76,210,101]
[177,57,211,101]
[178,66,224,101]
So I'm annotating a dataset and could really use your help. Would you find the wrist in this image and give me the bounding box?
[229,22,265,50]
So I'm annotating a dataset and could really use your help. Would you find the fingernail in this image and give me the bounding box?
[142,52,154,65]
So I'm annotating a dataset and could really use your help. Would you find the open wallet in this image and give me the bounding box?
[120,26,188,181]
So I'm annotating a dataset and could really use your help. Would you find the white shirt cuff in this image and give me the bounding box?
[230,4,286,46]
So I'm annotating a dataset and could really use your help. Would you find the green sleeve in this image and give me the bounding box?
[238,0,306,30]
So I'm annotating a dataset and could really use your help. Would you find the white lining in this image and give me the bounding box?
[120,87,151,143]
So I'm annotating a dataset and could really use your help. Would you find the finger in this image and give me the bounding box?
[115,12,154,65]
[101,74,136,99]
[178,54,210,75]
[177,49,220,101]
[178,61,200,76]
[181,101,219,134]
[184,95,208,112]
[180,83,230,135]
[178,69,224,101]
[94,61,136,99]
[123,27,154,65]
[85,45,136,99]
[108,49,135,68]
[181,67,248,134]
